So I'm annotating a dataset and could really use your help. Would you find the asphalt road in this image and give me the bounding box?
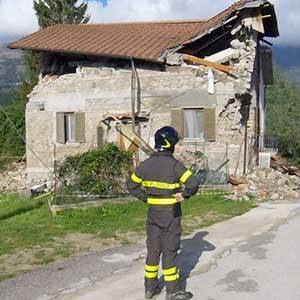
[187,205,300,300]
[1,202,300,300]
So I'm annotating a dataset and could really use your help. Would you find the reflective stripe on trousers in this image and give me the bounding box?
[163,267,180,282]
[145,264,159,279]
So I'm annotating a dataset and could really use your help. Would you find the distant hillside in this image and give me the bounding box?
[0,44,25,89]
[273,46,300,84]
[0,44,25,105]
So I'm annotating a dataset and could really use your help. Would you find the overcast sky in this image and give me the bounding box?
[0,0,299,45]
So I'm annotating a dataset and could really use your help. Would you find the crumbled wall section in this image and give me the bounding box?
[25,35,258,182]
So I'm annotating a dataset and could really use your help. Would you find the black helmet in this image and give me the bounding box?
[154,126,180,152]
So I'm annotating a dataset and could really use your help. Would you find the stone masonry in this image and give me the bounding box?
[25,35,258,183]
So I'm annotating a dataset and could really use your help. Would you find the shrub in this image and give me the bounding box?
[57,144,133,196]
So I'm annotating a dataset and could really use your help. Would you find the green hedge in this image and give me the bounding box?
[57,144,133,196]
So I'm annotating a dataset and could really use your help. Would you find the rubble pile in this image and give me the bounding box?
[229,157,300,201]
[0,162,54,195]
[0,162,28,194]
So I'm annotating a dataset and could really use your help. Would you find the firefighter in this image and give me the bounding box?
[127,126,199,300]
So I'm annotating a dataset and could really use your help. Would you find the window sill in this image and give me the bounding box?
[56,142,82,147]
[182,138,206,144]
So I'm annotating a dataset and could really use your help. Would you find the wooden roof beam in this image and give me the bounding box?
[182,54,236,75]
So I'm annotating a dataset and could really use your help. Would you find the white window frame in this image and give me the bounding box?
[64,112,75,143]
[183,107,206,142]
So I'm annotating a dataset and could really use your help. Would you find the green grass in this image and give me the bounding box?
[0,193,255,256]
[0,193,44,220]
[0,192,255,280]
[182,193,256,233]
[0,273,15,281]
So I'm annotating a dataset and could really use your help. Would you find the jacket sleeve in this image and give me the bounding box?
[175,161,199,199]
[126,166,147,202]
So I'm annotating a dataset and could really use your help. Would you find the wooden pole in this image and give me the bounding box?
[131,58,136,133]
[135,66,142,138]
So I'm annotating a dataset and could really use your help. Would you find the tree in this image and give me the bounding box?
[33,0,90,28]
[266,70,300,163]
[0,1,91,169]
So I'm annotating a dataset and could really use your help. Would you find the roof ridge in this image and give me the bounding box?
[207,0,247,22]
[78,19,207,26]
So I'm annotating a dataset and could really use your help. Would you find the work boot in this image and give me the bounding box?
[145,286,163,299]
[166,290,193,300]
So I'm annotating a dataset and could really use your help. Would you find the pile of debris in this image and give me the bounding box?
[0,162,54,196]
[0,162,28,195]
[270,156,300,176]
[229,157,300,201]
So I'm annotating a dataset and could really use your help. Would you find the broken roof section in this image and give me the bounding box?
[9,0,278,64]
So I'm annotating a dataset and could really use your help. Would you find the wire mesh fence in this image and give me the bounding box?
[51,144,133,208]
[185,142,230,186]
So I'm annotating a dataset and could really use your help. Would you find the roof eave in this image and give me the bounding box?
[8,45,164,65]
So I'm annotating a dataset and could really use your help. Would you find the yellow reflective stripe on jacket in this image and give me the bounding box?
[163,267,177,276]
[145,264,159,272]
[180,170,193,184]
[131,173,143,184]
[145,271,158,279]
[147,198,177,205]
[142,181,180,190]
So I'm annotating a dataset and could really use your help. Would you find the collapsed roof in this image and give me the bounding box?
[9,0,279,64]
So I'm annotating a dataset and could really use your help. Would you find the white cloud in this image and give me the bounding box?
[88,0,300,45]
[275,0,300,44]
[0,0,299,45]
[0,0,38,38]
[87,0,234,23]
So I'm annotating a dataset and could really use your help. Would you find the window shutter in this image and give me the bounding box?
[75,112,85,143]
[204,108,216,141]
[97,125,104,148]
[260,46,274,85]
[56,112,65,144]
[171,108,184,139]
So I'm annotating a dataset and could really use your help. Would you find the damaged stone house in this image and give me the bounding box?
[9,0,279,182]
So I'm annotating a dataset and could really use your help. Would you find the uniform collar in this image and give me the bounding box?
[152,151,174,157]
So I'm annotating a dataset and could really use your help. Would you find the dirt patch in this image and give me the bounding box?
[114,230,145,245]
[62,233,122,253]
[0,233,123,280]
[184,216,203,228]
[0,162,27,194]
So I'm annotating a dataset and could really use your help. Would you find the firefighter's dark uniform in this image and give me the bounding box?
[127,151,199,295]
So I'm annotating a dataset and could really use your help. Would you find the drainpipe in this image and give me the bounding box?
[243,111,248,175]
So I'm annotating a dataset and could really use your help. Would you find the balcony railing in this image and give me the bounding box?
[258,134,279,154]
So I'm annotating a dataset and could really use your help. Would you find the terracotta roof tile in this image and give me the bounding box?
[9,0,248,62]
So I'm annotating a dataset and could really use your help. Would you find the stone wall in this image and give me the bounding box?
[25,35,258,183]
